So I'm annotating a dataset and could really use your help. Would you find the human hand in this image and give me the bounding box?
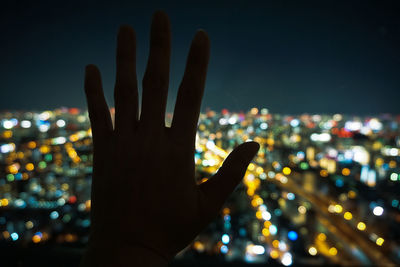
[81,11,259,267]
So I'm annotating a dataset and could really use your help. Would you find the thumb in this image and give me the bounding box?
[199,141,259,208]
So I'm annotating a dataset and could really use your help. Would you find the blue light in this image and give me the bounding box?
[287,193,295,200]
[335,179,344,187]
[239,228,247,237]
[11,232,18,241]
[224,215,231,221]
[392,199,399,208]
[50,211,59,219]
[288,231,298,241]
[224,221,231,230]
[220,245,228,254]
[222,234,230,244]
[274,209,282,216]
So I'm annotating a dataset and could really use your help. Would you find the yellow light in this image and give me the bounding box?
[376,237,384,246]
[1,199,9,206]
[8,164,18,174]
[247,188,254,196]
[200,177,208,184]
[272,240,280,248]
[3,130,12,138]
[317,233,326,242]
[39,145,50,154]
[270,250,279,259]
[344,212,352,220]
[320,170,328,177]
[262,228,270,237]
[282,167,291,176]
[264,221,272,228]
[256,211,263,219]
[32,235,41,243]
[298,205,307,214]
[25,221,34,229]
[308,246,317,256]
[329,247,338,256]
[85,200,91,210]
[342,168,350,176]
[256,167,264,175]
[26,163,34,171]
[375,158,384,166]
[389,160,396,168]
[248,163,255,171]
[334,204,343,213]
[193,241,205,252]
[357,222,366,231]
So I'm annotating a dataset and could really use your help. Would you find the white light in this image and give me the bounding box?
[269,224,278,235]
[3,120,13,129]
[290,119,300,127]
[287,193,295,200]
[368,119,382,131]
[281,252,292,266]
[345,121,362,131]
[310,133,331,142]
[279,240,287,251]
[352,146,370,165]
[21,120,32,128]
[319,133,331,142]
[219,118,228,125]
[251,245,265,255]
[373,206,384,216]
[262,211,271,221]
[39,111,51,120]
[0,143,15,153]
[206,140,215,149]
[39,124,50,132]
[228,117,237,125]
[222,234,230,244]
[56,119,66,127]
[260,122,268,130]
[52,137,66,145]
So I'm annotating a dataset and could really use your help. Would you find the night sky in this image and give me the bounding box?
[1,0,399,115]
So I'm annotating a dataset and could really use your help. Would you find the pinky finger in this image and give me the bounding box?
[84,64,113,142]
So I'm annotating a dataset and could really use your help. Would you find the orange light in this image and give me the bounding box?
[26,163,34,171]
[342,168,350,176]
[27,141,36,149]
[32,235,41,243]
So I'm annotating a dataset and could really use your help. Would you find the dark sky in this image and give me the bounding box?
[1,0,399,114]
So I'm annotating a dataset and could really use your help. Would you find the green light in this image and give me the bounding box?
[300,162,309,170]
[6,174,14,182]
[44,154,52,162]
[38,161,47,169]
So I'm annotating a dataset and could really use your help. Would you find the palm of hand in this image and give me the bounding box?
[84,11,259,264]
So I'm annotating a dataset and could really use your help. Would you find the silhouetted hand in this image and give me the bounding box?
[81,11,259,267]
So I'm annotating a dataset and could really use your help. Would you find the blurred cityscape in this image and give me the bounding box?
[0,107,399,266]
